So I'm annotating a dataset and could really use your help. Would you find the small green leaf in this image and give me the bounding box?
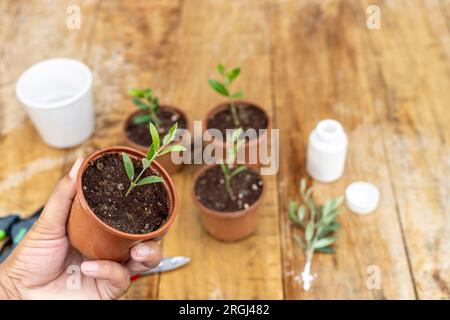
[230,165,246,177]
[217,64,225,75]
[129,88,146,97]
[163,123,178,146]
[133,98,149,110]
[152,97,159,113]
[147,122,160,160]
[208,79,229,96]
[132,113,153,125]
[122,152,134,181]
[227,68,240,83]
[158,144,187,156]
[136,175,163,186]
[316,246,336,254]
[232,91,244,98]
[293,234,305,249]
[305,220,315,242]
[314,237,337,249]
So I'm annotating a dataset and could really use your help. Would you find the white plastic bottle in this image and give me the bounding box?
[306,119,348,183]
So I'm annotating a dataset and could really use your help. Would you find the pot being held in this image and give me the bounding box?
[67,146,178,262]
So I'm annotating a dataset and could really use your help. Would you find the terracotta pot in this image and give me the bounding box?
[203,101,271,167]
[67,146,178,262]
[192,164,265,242]
[122,105,190,175]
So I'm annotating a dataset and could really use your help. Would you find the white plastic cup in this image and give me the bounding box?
[307,119,348,183]
[16,58,94,148]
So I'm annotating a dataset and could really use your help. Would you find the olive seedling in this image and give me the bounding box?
[208,64,244,128]
[122,122,186,197]
[128,87,160,125]
[289,178,344,291]
[220,128,247,199]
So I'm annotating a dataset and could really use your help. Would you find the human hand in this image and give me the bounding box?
[0,158,162,300]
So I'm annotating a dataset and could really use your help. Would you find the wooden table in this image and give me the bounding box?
[1,0,449,299]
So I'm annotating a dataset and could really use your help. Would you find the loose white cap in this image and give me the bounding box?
[345,181,380,215]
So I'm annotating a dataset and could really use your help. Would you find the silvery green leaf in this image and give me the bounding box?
[122,152,134,181]
[289,201,298,223]
[305,220,315,242]
[318,222,340,238]
[332,196,344,209]
[322,200,333,217]
[297,205,305,223]
[305,187,313,199]
[293,234,305,249]
[300,178,307,194]
[314,237,336,249]
[316,246,336,254]
[136,175,163,186]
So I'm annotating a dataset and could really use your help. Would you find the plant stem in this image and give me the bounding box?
[229,98,241,128]
[301,247,314,291]
[220,163,234,200]
[125,166,147,197]
[224,176,234,200]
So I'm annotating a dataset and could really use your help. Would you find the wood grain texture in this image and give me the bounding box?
[270,0,415,299]
[0,0,449,299]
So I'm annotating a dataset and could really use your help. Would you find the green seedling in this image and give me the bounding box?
[220,128,247,199]
[122,122,186,197]
[128,87,160,126]
[208,64,244,128]
[289,178,344,291]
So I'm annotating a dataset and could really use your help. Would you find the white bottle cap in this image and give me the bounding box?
[345,181,380,215]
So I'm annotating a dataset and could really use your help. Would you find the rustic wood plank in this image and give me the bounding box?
[270,0,416,299]
[157,0,283,299]
[360,0,450,299]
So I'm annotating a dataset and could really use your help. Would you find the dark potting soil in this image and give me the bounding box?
[82,153,169,234]
[125,107,187,146]
[194,165,263,212]
[206,103,268,141]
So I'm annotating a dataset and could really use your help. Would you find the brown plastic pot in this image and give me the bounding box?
[67,146,178,262]
[203,101,271,167]
[192,164,265,242]
[123,105,190,175]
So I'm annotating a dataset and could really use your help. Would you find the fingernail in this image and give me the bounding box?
[135,243,151,257]
[82,261,99,273]
[69,158,83,179]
